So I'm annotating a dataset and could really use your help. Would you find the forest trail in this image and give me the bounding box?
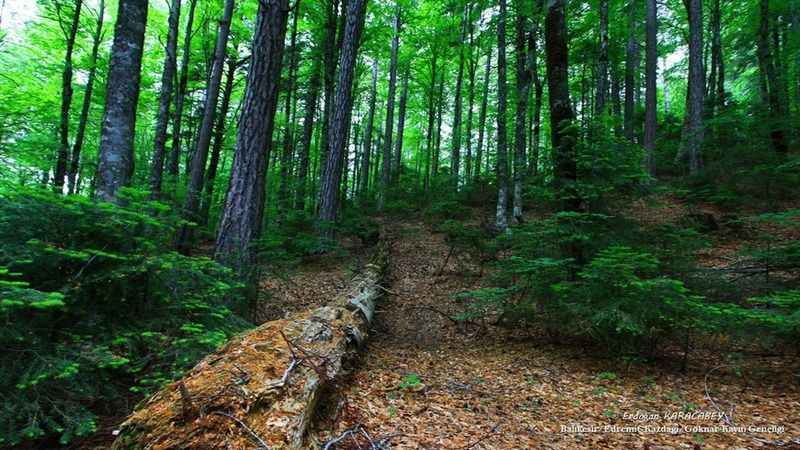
[305,216,800,450]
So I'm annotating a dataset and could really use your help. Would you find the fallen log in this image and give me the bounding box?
[111,242,389,450]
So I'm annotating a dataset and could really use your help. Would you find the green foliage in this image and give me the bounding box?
[0,186,249,446]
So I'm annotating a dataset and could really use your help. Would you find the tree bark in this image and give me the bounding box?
[545,0,578,211]
[148,0,181,197]
[623,0,639,142]
[318,0,340,184]
[683,0,705,173]
[200,54,238,226]
[465,17,477,184]
[317,0,369,237]
[278,3,302,214]
[215,0,290,273]
[393,67,410,181]
[451,4,468,187]
[495,0,509,231]
[513,2,532,224]
[378,3,400,209]
[112,243,389,450]
[595,0,609,114]
[169,0,199,178]
[177,0,235,252]
[643,0,657,177]
[295,61,322,211]
[424,50,437,190]
[53,0,83,192]
[530,10,543,176]
[68,0,104,195]
[433,70,445,178]
[476,47,491,182]
[757,0,788,154]
[359,59,378,198]
[94,0,148,203]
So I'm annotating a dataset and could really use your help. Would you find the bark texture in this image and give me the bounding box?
[643,0,657,177]
[475,48,491,182]
[111,243,388,450]
[317,0,369,237]
[683,0,705,173]
[148,0,181,197]
[379,4,401,208]
[495,0,509,231]
[513,2,531,224]
[215,0,289,273]
[95,0,148,203]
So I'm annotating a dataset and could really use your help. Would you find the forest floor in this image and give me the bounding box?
[272,204,800,449]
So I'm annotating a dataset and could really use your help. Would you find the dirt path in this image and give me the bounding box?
[309,219,800,449]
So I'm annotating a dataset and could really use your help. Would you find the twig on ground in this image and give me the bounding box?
[323,425,364,450]
[462,422,501,449]
[210,411,270,449]
[704,365,736,426]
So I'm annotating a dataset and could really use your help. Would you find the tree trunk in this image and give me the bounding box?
[424,51,437,190]
[53,0,83,192]
[433,70,445,178]
[643,0,657,177]
[200,55,238,226]
[513,2,531,224]
[295,61,322,211]
[623,0,639,142]
[318,0,340,184]
[94,0,148,203]
[476,47,491,182]
[112,243,389,450]
[545,0,578,212]
[215,0,290,273]
[465,18,477,185]
[393,67,410,181]
[451,4,468,187]
[530,12,543,176]
[177,0,235,252]
[148,0,181,197]
[379,3,400,209]
[68,0,104,195]
[278,3,302,214]
[317,0,369,237]
[495,0,509,231]
[359,60,378,198]
[757,0,788,154]
[595,0,609,114]
[169,0,199,178]
[683,0,705,173]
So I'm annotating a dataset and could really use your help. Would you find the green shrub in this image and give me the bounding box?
[0,186,249,446]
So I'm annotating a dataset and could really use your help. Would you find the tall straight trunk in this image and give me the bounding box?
[169,0,199,178]
[278,4,301,213]
[149,0,182,197]
[394,67,410,180]
[451,4,468,186]
[465,24,477,185]
[379,3,400,208]
[68,0,104,195]
[95,0,148,203]
[476,47,492,181]
[296,61,322,210]
[424,51,437,190]
[513,2,532,223]
[595,0,609,114]
[317,0,369,236]
[319,0,340,183]
[643,0,657,177]
[757,0,788,154]
[545,0,578,211]
[359,60,379,197]
[683,0,705,172]
[707,0,721,113]
[54,0,83,192]
[177,0,235,251]
[530,7,543,176]
[215,0,290,273]
[433,70,445,178]
[624,0,639,142]
[495,0,509,231]
[200,55,238,225]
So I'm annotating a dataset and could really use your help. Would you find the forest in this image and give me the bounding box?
[1,0,799,447]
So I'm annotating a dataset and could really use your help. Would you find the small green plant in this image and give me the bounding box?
[597,371,618,381]
[399,373,422,390]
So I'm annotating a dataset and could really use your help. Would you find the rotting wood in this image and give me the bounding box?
[111,241,389,450]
